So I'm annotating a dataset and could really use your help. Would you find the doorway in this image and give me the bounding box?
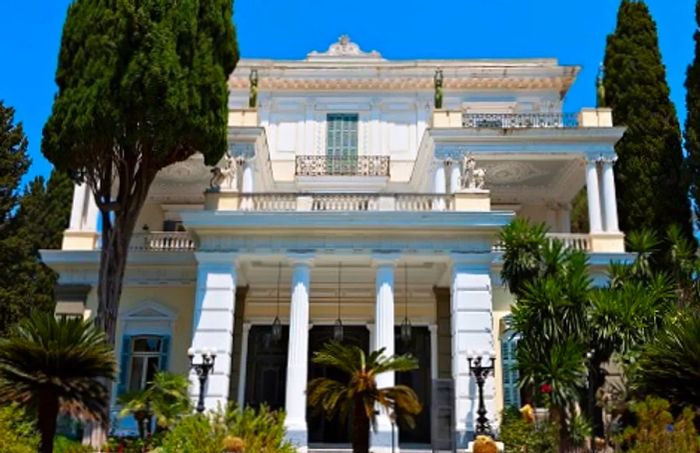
[244,325,289,410]
[307,325,370,445]
[395,326,432,445]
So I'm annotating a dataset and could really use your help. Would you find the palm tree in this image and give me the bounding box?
[499,218,548,298]
[633,314,700,409]
[0,313,115,453]
[118,371,191,439]
[307,341,422,453]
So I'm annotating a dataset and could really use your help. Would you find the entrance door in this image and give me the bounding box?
[395,326,432,445]
[244,325,289,410]
[307,325,370,445]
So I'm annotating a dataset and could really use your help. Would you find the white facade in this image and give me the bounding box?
[43,37,631,451]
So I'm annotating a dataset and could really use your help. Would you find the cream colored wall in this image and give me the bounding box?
[517,204,557,230]
[85,286,196,377]
[135,203,164,231]
[492,285,516,418]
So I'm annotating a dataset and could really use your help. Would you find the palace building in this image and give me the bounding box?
[42,37,630,452]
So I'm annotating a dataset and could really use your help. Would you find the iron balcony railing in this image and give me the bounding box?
[462,112,579,129]
[295,155,390,177]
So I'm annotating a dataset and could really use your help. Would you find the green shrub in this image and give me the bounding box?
[159,404,295,453]
[0,403,39,453]
[499,407,559,453]
[617,396,699,453]
[54,435,91,453]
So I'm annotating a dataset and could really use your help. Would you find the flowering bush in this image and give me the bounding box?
[499,407,559,453]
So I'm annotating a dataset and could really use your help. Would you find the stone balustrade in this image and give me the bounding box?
[129,232,197,252]
[431,108,614,129]
[493,232,592,252]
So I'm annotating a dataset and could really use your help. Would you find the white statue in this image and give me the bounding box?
[461,154,486,190]
[210,152,238,191]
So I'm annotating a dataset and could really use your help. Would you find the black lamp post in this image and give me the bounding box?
[467,353,496,439]
[188,348,217,413]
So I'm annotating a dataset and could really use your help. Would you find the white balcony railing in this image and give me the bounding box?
[493,233,591,252]
[237,193,456,212]
[129,232,196,252]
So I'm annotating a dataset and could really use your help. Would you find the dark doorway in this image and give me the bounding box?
[307,325,370,445]
[395,326,432,445]
[244,325,289,410]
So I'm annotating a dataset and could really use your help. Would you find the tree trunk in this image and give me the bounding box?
[38,393,59,453]
[352,397,370,453]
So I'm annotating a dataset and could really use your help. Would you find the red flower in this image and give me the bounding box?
[540,383,552,394]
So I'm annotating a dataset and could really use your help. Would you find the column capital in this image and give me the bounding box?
[371,253,401,268]
[194,252,239,268]
[286,252,315,267]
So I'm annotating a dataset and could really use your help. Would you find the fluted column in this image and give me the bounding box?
[601,157,620,232]
[372,257,397,452]
[449,159,462,194]
[585,158,603,233]
[190,253,238,411]
[284,257,313,451]
[433,160,447,210]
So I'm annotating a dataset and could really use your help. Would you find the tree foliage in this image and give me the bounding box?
[0,101,72,334]
[42,0,239,344]
[685,0,700,233]
[603,0,692,241]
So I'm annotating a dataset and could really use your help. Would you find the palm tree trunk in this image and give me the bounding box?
[37,393,59,453]
[352,397,370,453]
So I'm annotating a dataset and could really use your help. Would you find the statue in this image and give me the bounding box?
[461,154,486,190]
[434,69,443,109]
[210,152,238,191]
[249,69,258,108]
[596,63,605,108]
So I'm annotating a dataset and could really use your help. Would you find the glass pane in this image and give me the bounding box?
[145,357,161,384]
[128,357,145,392]
[133,337,161,352]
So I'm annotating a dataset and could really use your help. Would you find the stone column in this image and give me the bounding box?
[450,256,495,448]
[190,252,238,411]
[601,157,620,232]
[237,323,252,405]
[372,257,397,452]
[585,158,603,233]
[449,159,462,194]
[69,183,87,230]
[433,160,447,210]
[284,257,313,451]
[240,159,255,210]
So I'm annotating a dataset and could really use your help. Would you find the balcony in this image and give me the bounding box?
[129,232,196,252]
[462,112,579,129]
[295,155,390,177]
[493,233,591,252]
[236,192,454,212]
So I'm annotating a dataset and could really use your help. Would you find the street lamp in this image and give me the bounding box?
[467,352,496,439]
[188,348,217,413]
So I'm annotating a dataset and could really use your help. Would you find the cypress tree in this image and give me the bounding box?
[603,0,692,240]
[685,0,700,232]
[42,0,238,346]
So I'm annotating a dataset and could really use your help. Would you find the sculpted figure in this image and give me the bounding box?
[210,152,238,191]
[461,154,486,190]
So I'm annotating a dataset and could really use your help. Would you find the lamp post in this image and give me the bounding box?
[188,348,217,413]
[467,353,496,439]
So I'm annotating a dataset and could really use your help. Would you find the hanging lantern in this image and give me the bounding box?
[334,263,344,342]
[271,263,283,342]
[400,264,412,344]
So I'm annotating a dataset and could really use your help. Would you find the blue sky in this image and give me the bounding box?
[0,0,696,183]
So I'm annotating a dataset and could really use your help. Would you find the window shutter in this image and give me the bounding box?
[117,336,131,396]
[501,332,520,409]
[160,335,171,371]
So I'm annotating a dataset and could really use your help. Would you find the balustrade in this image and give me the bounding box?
[129,232,196,252]
[462,112,578,129]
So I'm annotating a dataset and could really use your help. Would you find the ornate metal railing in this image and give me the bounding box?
[493,233,591,252]
[129,232,196,252]
[462,113,579,129]
[295,155,390,177]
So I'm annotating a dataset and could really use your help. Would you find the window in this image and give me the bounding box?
[501,330,521,409]
[118,335,170,395]
[326,113,358,174]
